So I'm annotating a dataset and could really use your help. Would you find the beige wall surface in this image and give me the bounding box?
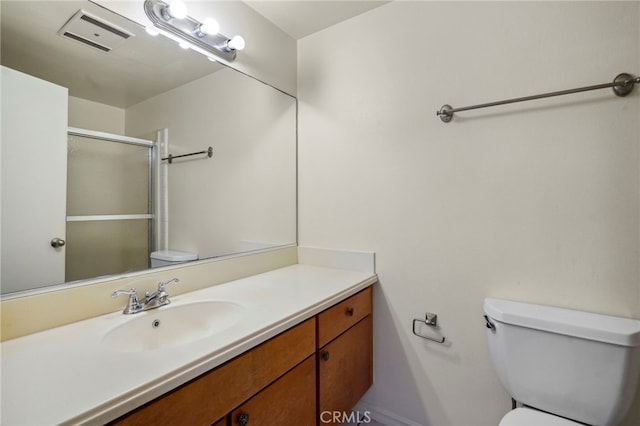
[68,96,125,134]
[298,2,640,425]
[125,67,297,259]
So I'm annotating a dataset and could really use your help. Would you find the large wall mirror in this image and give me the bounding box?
[0,1,297,296]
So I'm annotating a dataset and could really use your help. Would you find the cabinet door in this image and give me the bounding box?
[318,316,373,424]
[230,356,316,426]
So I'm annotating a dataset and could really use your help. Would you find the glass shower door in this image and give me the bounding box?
[66,129,153,282]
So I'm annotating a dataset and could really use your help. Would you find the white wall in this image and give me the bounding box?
[125,68,296,258]
[68,96,125,134]
[298,2,640,425]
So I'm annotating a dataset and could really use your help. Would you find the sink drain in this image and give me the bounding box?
[152,319,161,328]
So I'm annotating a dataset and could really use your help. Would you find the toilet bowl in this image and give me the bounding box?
[483,297,640,426]
[499,408,581,426]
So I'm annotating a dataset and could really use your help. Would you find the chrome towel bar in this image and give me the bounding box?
[437,73,639,123]
[162,146,213,164]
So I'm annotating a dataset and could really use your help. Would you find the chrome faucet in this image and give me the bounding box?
[112,278,180,314]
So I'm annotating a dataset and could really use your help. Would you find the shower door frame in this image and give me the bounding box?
[66,127,156,266]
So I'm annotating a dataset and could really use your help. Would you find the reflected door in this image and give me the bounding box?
[0,66,68,293]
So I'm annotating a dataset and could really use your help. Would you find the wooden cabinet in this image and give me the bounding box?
[318,316,373,423]
[112,319,315,426]
[317,287,373,425]
[317,287,372,347]
[111,286,373,426]
[229,356,316,426]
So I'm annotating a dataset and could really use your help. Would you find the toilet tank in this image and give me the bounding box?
[484,298,640,426]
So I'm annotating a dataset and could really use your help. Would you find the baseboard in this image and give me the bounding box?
[353,400,426,426]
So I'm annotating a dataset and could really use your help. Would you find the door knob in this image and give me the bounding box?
[50,238,66,248]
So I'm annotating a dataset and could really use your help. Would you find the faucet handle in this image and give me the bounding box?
[112,288,138,299]
[158,278,180,291]
[112,288,142,314]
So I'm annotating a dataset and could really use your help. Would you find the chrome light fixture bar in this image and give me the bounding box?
[144,0,244,62]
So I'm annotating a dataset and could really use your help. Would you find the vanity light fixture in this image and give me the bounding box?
[197,17,219,37]
[144,0,245,62]
[164,0,187,20]
[226,35,245,52]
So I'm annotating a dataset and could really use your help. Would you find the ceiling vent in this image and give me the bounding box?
[58,10,134,53]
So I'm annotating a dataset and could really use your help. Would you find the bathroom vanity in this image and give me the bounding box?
[113,287,372,425]
[0,263,375,425]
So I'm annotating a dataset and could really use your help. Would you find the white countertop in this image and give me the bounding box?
[1,264,377,425]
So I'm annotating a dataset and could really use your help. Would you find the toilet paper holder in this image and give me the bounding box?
[412,312,446,344]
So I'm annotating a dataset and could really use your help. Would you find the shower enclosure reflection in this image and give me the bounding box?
[66,131,153,282]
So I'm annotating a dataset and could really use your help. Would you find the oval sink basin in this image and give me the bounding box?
[102,301,244,352]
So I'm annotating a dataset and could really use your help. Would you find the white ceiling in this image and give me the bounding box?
[244,1,390,40]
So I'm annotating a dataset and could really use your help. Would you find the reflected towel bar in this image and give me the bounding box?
[162,146,213,164]
[437,73,639,122]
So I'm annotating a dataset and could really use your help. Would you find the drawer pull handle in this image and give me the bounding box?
[321,351,330,361]
[346,307,355,317]
[238,411,250,426]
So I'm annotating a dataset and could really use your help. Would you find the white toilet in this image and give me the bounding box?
[483,298,640,426]
[150,249,198,267]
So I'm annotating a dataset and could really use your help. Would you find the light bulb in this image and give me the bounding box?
[145,27,159,36]
[167,0,188,19]
[199,18,219,36]
[227,35,245,51]
[179,41,190,49]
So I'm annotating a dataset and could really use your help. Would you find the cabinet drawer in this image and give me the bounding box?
[318,315,373,423]
[111,318,315,426]
[230,355,316,426]
[317,287,372,348]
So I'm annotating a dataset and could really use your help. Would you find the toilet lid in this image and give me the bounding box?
[499,408,582,426]
[150,250,198,261]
